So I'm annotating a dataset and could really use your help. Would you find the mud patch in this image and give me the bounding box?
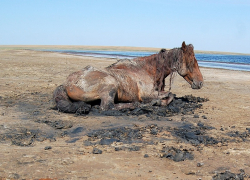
[88,95,208,117]
[114,145,142,152]
[0,126,64,146]
[0,128,41,146]
[227,128,250,142]
[171,122,224,146]
[160,146,194,162]
[85,126,146,145]
[212,169,246,180]
[35,119,73,129]
[84,122,221,148]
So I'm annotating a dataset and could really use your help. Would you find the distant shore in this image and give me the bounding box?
[0,45,249,56]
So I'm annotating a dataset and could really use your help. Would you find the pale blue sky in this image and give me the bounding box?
[0,0,249,53]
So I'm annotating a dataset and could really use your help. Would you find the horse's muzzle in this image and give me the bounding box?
[191,81,203,89]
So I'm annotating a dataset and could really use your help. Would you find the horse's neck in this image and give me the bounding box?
[135,54,162,77]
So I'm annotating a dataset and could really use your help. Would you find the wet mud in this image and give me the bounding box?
[88,94,209,117]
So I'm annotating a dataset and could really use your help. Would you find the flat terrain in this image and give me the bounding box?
[0,49,250,179]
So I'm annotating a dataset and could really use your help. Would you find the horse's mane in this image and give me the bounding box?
[153,48,181,91]
[154,44,195,91]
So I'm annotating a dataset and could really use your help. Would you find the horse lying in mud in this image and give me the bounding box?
[53,41,203,114]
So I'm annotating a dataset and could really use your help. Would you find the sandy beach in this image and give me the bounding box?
[0,48,250,179]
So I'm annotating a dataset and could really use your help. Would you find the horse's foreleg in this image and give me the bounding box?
[99,86,117,110]
[99,87,139,111]
[158,91,172,99]
[153,91,174,106]
[160,93,174,106]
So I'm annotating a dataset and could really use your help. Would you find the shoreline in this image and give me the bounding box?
[0,45,250,56]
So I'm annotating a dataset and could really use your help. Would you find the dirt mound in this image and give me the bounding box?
[172,122,221,146]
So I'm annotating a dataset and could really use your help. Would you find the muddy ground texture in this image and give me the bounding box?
[0,92,248,180]
[0,50,250,179]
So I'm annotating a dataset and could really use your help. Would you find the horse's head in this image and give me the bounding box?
[177,41,203,89]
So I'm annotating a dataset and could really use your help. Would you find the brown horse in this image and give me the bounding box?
[53,41,203,114]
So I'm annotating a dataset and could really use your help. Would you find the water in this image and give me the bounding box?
[46,49,250,72]
[52,50,154,59]
[195,54,250,71]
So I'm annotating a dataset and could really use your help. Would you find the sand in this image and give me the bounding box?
[0,48,250,179]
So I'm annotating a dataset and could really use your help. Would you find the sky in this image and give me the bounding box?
[0,0,249,53]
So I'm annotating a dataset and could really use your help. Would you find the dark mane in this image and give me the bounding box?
[154,48,183,91]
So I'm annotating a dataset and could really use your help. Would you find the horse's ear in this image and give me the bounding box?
[181,41,186,51]
[160,49,166,53]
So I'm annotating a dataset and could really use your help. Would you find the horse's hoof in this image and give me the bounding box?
[150,99,161,106]
[161,93,174,106]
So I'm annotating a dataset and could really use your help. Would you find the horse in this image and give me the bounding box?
[53,41,203,114]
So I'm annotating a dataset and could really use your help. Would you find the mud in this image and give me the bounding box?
[35,119,73,129]
[87,94,209,117]
[160,146,194,162]
[227,129,250,142]
[171,122,222,146]
[0,92,209,146]
[212,169,246,180]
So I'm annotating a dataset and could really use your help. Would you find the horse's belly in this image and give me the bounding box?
[137,80,157,102]
[116,74,156,102]
[65,85,100,102]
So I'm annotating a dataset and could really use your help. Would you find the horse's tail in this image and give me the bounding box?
[53,85,91,114]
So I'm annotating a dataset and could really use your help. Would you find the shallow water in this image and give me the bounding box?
[196,53,250,71]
